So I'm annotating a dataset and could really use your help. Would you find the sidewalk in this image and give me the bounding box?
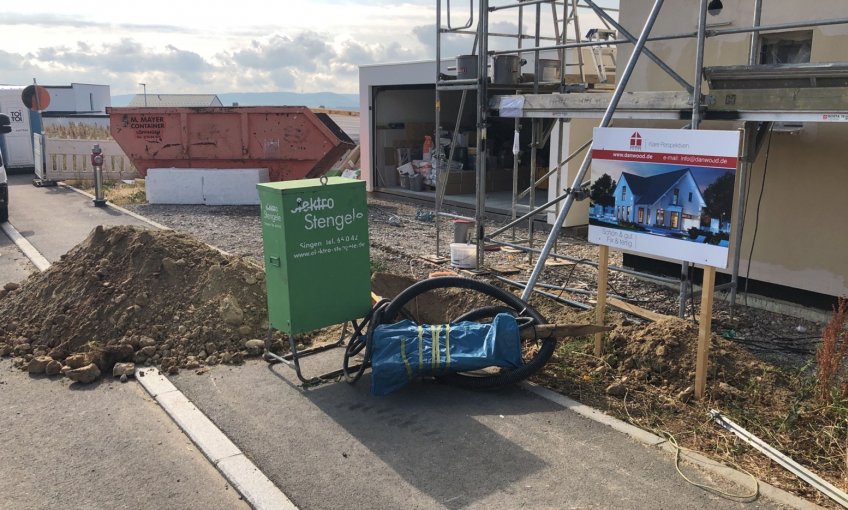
[0,175,812,509]
[6,173,150,262]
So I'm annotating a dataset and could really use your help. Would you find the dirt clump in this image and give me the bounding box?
[0,225,276,382]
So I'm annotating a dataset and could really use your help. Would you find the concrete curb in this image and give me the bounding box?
[136,367,298,510]
[60,183,172,231]
[1,221,51,271]
[521,381,823,509]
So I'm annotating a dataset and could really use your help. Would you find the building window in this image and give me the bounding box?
[621,186,627,200]
[637,208,644,223]
[670,212,679,229]
[672,188,680,206]
[625,206,631,220]
[656,209,665,225]
[759,30,813,65]
[688,191,693,202]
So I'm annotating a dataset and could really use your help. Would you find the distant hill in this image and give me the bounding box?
[111,91,359,110]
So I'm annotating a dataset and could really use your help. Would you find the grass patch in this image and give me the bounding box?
[66,179,147,206]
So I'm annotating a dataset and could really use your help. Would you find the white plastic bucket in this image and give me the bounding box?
[450,243,477,269]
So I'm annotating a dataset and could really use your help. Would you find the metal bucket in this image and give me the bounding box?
[492,55,525,85]
[535,58,561,83]
[456,55,478,80]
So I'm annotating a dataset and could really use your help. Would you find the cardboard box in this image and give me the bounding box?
[442,171,476,195]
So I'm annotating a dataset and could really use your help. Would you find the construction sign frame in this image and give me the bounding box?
[590,127,742,399]
[588,127,741,268]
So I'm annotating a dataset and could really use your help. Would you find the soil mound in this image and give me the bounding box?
[605,317,785,399]
[0,226,271,377]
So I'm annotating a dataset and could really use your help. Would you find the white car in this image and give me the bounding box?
[0,112,10,222]
[0,154,7,222]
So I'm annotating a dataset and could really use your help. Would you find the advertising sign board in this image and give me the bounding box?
[588,127,741,268]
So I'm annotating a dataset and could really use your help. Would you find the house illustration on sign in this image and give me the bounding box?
[613,168,706,232]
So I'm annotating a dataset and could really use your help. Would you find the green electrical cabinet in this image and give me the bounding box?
[257,177,371,335]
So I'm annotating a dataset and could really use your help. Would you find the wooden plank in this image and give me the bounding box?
[523,323,612,340]
[419,255,448,264]
[607,297,669,323]
[595,245,609,357]
[711,88,848,113]
[520,91,694,111]
[695,265,716,400]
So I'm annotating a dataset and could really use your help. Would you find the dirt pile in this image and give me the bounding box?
[0,225,274,381]
[587,316,789,402]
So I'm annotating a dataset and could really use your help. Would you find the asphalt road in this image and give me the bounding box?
[0,359,250,510]
[0,225,35,284]
[171,356,783,510]
[7,173,149,262]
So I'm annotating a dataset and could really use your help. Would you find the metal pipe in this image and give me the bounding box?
[517,137,591,200]
[437,211,475,221]
[489,0,620,13]
[580,0,694,93]
[435,0,443,255]
[488,16,848,57]
[691,0,708,130]
[730,125,753,309]
[527,2,542,264]
[511,0,525,241]
[494,275,592,310]
[436,84,481,91]
[678,0,709,318]
[490,0,555,12]
[447,29,559,41]
[445,0,474,30]
[475,0,489,268]
[437,78,480,85]
[489,238,682,285]
[732,0,763,311]
[520,0,666,302]
[571,0,585,83]
[711,410,848,508]
[748,0,763,65]
[487,191,568,238]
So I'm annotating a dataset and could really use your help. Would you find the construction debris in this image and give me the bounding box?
[0,225,285,384]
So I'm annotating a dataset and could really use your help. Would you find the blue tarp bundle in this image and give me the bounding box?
[370,313,522,395]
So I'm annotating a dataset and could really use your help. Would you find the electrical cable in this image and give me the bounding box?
[743,126,774,306]
[622,392,760,501]
[661,430,760,501]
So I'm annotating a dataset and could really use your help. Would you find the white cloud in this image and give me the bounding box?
[0,0,618,94]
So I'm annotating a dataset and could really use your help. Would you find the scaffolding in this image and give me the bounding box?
[432,0,848,317]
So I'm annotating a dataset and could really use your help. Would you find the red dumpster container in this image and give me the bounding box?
[108,106,355,181]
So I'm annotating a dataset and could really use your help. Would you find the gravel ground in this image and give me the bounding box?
[126,195,828,371]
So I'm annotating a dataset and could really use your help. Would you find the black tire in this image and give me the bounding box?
[0,204,7,223]
[381,277,555,390]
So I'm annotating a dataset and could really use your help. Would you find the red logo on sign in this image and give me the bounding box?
[630,131,643,151]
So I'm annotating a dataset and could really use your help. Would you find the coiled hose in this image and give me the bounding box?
[343,277,555,390]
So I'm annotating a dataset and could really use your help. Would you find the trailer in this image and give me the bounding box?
[108,106,355,181]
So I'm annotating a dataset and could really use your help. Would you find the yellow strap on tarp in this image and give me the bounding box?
[417,325,424,371]
[444,324,451,372]
[399,336,413,382]
[431,325,441,371]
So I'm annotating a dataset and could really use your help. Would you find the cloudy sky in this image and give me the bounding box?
[1,0,617,96]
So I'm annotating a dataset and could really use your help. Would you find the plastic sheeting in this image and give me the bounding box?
[370,313,521,396]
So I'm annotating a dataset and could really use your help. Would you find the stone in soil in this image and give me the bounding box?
[0,226,273,383]
[27,356,52,374]
[113,362,135,377]
[65,363,101,384]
